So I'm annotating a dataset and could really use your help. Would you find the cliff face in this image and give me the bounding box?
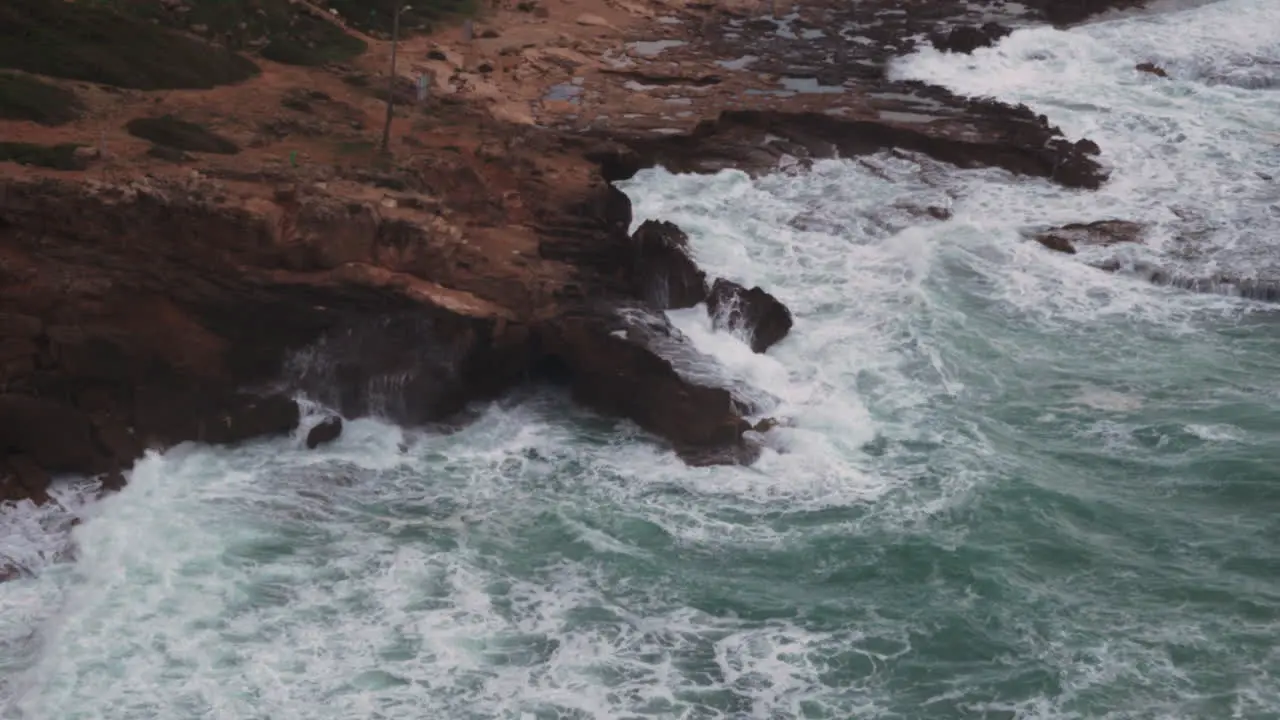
[0,0,1147,504]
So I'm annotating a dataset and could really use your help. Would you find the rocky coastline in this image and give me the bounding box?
[0,0,1149,511]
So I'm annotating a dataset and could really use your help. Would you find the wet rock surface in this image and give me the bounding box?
[928,22,1013,55]
[1136,62,1169,78]
[306,415,344,449]
[629,219,708,309]
[1033,220,1146,254]
[706,278,793,353]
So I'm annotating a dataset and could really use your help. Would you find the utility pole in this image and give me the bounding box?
[380,3,412,155]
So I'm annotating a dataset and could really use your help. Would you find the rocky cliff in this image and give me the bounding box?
[0,0,1146,504]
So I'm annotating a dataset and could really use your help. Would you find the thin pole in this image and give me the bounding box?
[380,5,402,154]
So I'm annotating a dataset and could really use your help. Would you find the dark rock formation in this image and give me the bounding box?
[597,108,1108,190]
[706,279,794,353]
[629,220,708,309]
[537,311,753,456]
[1033,220,1145,254]
[1,453,52,505]
[1027,0,1148,26]
[1095,262,1280,304]
[306,415,343,449]
[928,22,1012,54]
[1136,62,1169,78]
[133,384,300,448]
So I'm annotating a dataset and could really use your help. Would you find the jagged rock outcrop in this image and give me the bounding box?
[537,310,753,457]
[706,279,794,353]
[1033,220,1145,254]
[629,220,708,310]
[595,108,1107,190]
[928,22,1012,54]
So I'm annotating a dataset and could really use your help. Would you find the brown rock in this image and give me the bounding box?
[1033,220,1145,254]
[630,220,708,309]
[537,312,752,457]
[0,313,43,337]
[0,395,105,474]
[706,278,794,353]
[306,415,343,449]
[91,415,143,464]
[1136,62,1169,78]
[1,454,52,504]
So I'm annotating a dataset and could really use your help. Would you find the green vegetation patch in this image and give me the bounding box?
[261,33,367,67]
[111,0,367,67]
[325,0,477,37]
[0,142,88,171]
[126,116,241,155]
[0,0,259,90]
[0,73,84,126]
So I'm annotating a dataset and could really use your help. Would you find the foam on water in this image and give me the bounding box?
[891,0,1280,279]
[5,1,1280,717]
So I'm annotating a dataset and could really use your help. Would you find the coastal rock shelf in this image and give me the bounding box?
[0,0,1150,505]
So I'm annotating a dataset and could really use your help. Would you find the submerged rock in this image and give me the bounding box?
[1136,62,1169,78]
[306,415,343,449]
[706,278,794,353]
[1033,220,1145,254]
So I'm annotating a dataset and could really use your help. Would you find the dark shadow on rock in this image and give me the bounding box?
[287,312,533,425]
[534,308,754,462]
[706,278,794,353]
[0,454,52,505]
[133,381,300,448]
[630,219,708,309]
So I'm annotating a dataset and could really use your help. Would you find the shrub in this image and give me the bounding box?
[0,142,88,171]
[126,116,240,155]
[325,0,476,36]
[111,0,366,68]
[0,73,84,126]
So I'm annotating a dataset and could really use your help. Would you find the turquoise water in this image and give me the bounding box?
[3,1,1280,717]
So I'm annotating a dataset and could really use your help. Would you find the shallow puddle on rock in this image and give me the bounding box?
[627,40,688,57]
[779,77,846,94]
[716,55,758,71]
[876,110,940,123]
[543,84,583,102]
